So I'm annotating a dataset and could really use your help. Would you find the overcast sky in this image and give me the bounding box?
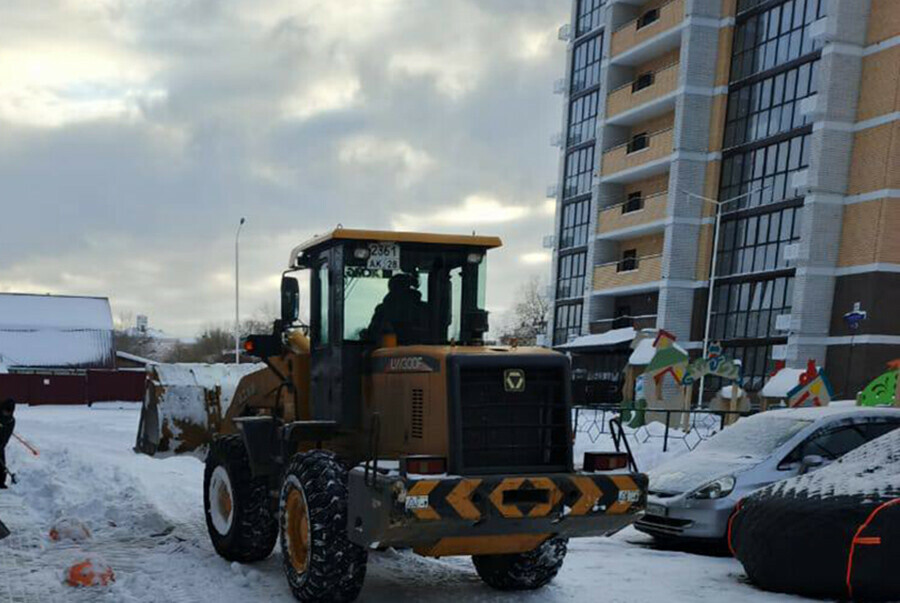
[0,0,567,337]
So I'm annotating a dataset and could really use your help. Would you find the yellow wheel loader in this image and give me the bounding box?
[136,228,647,601]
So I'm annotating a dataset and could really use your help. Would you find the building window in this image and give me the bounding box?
[563,146,595,199]
[554,302,584,345]
[623,191,644,214]
[730,0,825,82]
[636,8,660,30]
[626,132,649,154]
[560,199,591,249]
[710,276,794,345]
[724,60,819,149]
[632,72,654,93]
[576,0,604,37]
[557,251,587,300]
[617,249,637,272]
[716,204,802,277]
[567,90,600,147]
[720,133,811,211]
[571,34,603,94]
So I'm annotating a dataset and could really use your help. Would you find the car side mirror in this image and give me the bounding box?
[281,276,300,325]
[799,454,824,474]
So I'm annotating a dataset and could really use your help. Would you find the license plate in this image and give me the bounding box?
[646,503,666,517]
[367,242,400,271]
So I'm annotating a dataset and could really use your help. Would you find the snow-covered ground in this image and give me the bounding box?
[2,405,810,602]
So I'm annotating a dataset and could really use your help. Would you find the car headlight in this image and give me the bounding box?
[688,476,735,500]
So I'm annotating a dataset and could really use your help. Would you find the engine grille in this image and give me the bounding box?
[455,364,569,474]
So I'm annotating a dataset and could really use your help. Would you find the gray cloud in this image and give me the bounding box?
[0,0,566,336]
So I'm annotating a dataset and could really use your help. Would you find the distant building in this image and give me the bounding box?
[0,293,144,405]
[0,293,115,370]
[545,0,900,402]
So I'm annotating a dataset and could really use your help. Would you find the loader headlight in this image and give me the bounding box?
[688,476,735,500]
[354,247,371,260]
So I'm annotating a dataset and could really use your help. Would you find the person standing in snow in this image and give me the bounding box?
[0,398,15,488]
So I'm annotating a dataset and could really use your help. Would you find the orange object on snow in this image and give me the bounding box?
[65,558,115,587]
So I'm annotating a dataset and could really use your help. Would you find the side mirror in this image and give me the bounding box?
[281,276,300,325]
[799,454,824,474]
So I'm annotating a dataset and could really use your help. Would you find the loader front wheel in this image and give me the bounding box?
[203,435,278,562]
[472,536,568,591]
[279,450,368,602]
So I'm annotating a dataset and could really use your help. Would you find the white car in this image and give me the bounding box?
[635,404,900,543]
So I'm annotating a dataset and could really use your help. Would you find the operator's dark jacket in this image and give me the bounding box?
[0,414,13,482]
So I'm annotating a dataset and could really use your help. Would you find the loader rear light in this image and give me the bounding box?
[243,340,255,353]
[583,452,628,472]
[401,455,447,476]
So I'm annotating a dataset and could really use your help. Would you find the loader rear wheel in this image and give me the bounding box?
[279,450,368,602]
[472,536,568,591]
[203,435,278,563]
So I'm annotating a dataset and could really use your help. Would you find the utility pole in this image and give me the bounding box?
[683,187,768,406]
[235,217,246,364]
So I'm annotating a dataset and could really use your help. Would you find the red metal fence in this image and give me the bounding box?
[0,370,145,405]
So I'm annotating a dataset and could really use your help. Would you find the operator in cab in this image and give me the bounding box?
[365,273,429,345]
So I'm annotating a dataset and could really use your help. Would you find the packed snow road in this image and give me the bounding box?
[2,405,806,602]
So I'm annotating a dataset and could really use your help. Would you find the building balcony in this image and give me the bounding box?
[590,313,658,334]
[596,192,668,239]
[610,0,685,65]
[606,62,679,125]
[593,254,662,294]
[601,128,674,182]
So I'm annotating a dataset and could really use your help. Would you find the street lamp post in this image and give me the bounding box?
[235,217,246,364]
[683,187,768,405]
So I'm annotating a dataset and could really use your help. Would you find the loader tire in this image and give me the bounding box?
[203,435,278,563]
[472,536,568,591]
[279,450,368,602]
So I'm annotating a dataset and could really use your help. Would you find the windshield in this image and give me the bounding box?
[701,414,813,458]
[342,242,487,345]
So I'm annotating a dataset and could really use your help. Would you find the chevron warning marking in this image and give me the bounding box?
[446,479,482,520]
[569,476,603,516]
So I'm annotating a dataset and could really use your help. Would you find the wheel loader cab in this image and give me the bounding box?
[287,230,497,442]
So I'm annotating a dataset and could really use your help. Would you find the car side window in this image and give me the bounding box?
[780,420,900,468]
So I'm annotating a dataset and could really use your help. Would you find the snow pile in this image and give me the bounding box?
[771,426,900,500]
[49,518,92,542]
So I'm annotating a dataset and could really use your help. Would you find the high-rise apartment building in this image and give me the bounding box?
[546,0,899,401]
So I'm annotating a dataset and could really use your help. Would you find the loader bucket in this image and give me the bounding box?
[135,363,266,459]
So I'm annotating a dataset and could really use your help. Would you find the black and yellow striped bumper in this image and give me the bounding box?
[346,469,648,554]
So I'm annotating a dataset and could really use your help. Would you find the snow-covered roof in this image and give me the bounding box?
[0,293,115,369]
[629,338,655,365]
[760,368,806,398]
[116,350,158,366]
[556,327,635,350]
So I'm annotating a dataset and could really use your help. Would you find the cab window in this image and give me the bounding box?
[317,263,329,346]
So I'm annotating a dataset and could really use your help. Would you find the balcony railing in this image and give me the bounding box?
[590,314,658,334]
[593,254,662,290]
[597,191,668,235]
[601,127,674,177]
[611,0,684,57]
[607,62,680,118]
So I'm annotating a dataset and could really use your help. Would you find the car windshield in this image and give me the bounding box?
[701,414,813,457]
